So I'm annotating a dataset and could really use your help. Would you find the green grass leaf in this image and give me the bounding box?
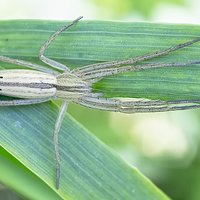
[1,19,199,200]
[0,148,62,200]
[0,102,169,200]
[1,20,200,101]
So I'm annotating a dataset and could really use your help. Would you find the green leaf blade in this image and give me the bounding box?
[0,20,200,101]
[0,103,170,200]
[0,148,62,200]
[1,19,199,199]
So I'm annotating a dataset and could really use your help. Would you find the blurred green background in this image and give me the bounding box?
[1,0,200,200]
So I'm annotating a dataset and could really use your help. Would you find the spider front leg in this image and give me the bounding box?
[73,37,200,76]
[79,60,200,83]
[39,17,83,72]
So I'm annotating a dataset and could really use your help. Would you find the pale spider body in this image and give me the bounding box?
[0,70,57,98]
[1,16,200,189]
[0,69,91,100]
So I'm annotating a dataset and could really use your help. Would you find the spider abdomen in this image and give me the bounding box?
[0,69,57,98]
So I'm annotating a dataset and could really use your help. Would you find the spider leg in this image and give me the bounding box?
[76,96,200,113]
[0,17,82,74]
[53,100,68,189]
[0,97,52,106]
[81,96,200,106]
[0,55,57,74]
[39,17,83,72]
[80,60,200,82]
[73,37,200,75]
